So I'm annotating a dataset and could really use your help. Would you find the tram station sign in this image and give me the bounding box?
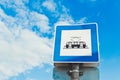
[53,23,100,67]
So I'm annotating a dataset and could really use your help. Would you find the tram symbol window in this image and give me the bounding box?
[64,37,88,49]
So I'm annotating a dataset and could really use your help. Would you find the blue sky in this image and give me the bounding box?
[0,0,120,80]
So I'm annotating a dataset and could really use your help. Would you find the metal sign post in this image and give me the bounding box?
[53,23,100,80]
[68,63,83,80]
[53,67,99,80]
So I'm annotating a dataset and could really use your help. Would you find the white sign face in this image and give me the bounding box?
[60,29,92,56]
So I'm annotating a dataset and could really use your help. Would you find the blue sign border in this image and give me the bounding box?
[53,23,99,63]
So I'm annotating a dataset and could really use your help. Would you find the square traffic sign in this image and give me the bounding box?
[53,23,100,63]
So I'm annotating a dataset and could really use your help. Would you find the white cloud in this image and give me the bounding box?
[0,5,51,33]
[55,14,74,25]
[0,1,52,79]
[54,6,74,25]
[54,5,87,26]
[29,12,50,33]
[55,14,87,26]
[0,0,28,9]
[0,0,87,80]
[0,21,52,80]
[42,0,56,12]
[76,17,87,24]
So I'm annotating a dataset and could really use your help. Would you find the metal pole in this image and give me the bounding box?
[71,63,79,80]
[68,63,83,80]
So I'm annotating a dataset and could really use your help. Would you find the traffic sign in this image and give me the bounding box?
[53,23,100,67]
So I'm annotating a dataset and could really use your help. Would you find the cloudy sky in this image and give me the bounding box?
[0,0,120,80]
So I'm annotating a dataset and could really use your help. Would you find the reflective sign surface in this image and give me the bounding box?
[54,23,99,63]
